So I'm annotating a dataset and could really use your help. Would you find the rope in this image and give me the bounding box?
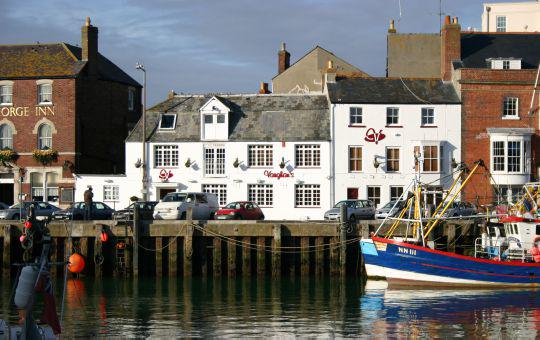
[133,224,187,252]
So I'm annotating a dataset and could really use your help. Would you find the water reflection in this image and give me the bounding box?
[1,278,539,337]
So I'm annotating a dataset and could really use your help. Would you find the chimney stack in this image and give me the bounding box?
[81,17,98,77]
[278,42,290,74]
[168,90,177,99]
[441,15,461,81]
[388,19,397,34]
[259,82,271,94]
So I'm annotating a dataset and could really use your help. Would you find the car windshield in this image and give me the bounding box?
[225,202,243,209]
[382,201,402,209]
[334,201,356,208]
[162,193,187,202]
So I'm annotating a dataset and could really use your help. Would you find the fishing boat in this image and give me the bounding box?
[360,160,540,287]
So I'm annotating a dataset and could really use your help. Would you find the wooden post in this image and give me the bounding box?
[271,225,281,277]
[447,224,456,253]
[227,238,236,277]
[360,224,370,277]
[2,225,12,278]
[169,236,178,277]
[213,237,222,277]
[50,237,58,278]
[257,237,265,276]
[301,237,309,276]
[156,237,163,277]
[330,236,340,276]
[339,204,347,277]
[242,237,251,276]
[183,225,193,277]
[133,204,140,278]
[94,236,102,278]
[315,237,324,277]
[79,237,89,277]
[125,236,133,277]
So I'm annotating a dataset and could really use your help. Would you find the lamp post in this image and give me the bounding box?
[135,62,147,201]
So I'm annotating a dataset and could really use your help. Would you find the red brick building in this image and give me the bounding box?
[0,18,141,207]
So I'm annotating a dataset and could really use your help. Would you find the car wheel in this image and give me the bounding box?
[180,212,186,220]
[13,214,19,221]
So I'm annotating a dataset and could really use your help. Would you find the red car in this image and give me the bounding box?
[215,201,265,220]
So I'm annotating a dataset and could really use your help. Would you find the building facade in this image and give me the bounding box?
[0,18,141,207]
[327,77,461,208]
[482,1,540,32]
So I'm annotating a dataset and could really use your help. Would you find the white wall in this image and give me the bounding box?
[331,103,461,208]
[482,2,540,32]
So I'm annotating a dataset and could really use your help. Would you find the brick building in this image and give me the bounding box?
[0,18,141,208]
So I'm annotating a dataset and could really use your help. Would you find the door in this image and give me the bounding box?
[347,188,358,200]
[0,183,14,205]
[158,188,176,200]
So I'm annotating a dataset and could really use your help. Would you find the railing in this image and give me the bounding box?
[474,237,535,263]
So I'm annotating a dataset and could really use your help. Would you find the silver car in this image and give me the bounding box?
[324,199,375,223]
[375,200,407,219]
[441,201,477,218]
[0,201,60,220]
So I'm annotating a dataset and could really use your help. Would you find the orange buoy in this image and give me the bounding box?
[68,253,86,274]
[100,231,108,243]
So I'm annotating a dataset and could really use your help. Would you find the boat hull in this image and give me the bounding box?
[361,237,540,287]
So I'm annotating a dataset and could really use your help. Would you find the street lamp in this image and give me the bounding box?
[135,62,147,201]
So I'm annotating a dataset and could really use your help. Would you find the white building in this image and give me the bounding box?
[327,77,462,208]
[482,1,540,32]
[76,94,332,220]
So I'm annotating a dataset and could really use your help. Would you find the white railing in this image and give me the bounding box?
[474,237,535,263]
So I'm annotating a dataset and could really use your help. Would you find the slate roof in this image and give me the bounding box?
[327,77,460,104]
[460,33,540,69]
[127,94,330,142]
[0,43,140,86]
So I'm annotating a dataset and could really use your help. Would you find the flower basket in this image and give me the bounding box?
[32,149,59,165]
[0,149,18,163]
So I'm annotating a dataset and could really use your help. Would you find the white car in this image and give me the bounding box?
[153,192,219,220]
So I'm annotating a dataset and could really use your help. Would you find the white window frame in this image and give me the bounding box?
[502,60,510,70]
[349,107,363,125]
[507,140,521,173]
[37,123,52,150]
[502,97,519,119]
[295,144,321,168]
[492,141,505,172]
[0,124,13,149]
[367,186,381,208]
[37,83,52,105]
[295,184,321,207]
[154,145,179,167]
[248,144,273,167]
[128,87,135,111]
[386,147,400,172]
[496,15,506,32]
[103,185,120,201]
[390,186,404,201]
[248,184,273,207]
[386,107,399,125]
[204,145,226,176]
[0,85,13,105]
[421,108,435,126]
[202,184,227,206]
[348,146,362,172]
[159,114,177,130]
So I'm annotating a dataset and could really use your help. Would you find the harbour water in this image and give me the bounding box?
[1,277,540,338]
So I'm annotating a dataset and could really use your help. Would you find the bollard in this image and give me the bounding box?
[339,204,347,277]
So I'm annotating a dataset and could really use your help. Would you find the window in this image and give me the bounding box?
[204,115,213,124]
[492,141,505,171]
[348,146,362,172]
[45,172,58,202]
[390,186,404,201]
[502,60,510,70]
[496,16,506,32]
[128,87,135,111]
[503,97,518,118]
[216,115,225,123]
[295,144,320,167]
[159,114,177,130]
[508,141,521,173]
[295,184,320,207]
[248,145,273,167]
[154,145,179,167]
[202,184,227,206]
[386,107,399,125]
[0,85,12,105]
[421,108,435,126]
[422,145,439,172]
[37,123,52,149]
[205,146,225,175]
[0,124,13,149]
[349,107,362,125]
[367,186,381,207]
[30,172,43,201]
[491,140,527,173]
[386,148,400,172]
[494,185,522,203]
[103,185,119,201]
[61,188,74,203]
[248,184,273,207]
[38,84,52,104]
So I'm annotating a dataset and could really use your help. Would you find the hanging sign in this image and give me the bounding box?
[364,128,385,144]
[159,169,173,182]
[263,170,294,179]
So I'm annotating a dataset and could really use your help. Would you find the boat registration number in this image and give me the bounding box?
[398,247,416,256]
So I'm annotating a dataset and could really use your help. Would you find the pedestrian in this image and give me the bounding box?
[83,186,93,220]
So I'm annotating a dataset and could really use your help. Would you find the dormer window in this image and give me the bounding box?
[200,97,231,141]
[159,114,177,130]
[490,59,521,70]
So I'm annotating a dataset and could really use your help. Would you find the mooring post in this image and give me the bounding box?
[133,204,140,278]
[340,204,347,277]
[2,225,12,278]
[360,224,370,277]
[330,236,340,276]
[169,236,178,277]
[271,224,281,277]
[447,223,456,253]
[242,237,251,276]
[50,237,58,277]
[228,237,237,277]
[156,237,163,277]
[315,236,324,277]
[184,223,194,277]
[257,237,265,276]
[213,237,222,277]
[301,237,309,276]
[79,237,89,277]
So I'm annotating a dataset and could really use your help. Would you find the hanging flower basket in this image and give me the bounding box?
[32,149,58,165]
[0,149,18,163]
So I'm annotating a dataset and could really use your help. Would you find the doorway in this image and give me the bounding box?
[0,183,14,205]
[157,187,176,200]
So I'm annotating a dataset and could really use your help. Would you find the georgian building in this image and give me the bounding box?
[0,18,141,207]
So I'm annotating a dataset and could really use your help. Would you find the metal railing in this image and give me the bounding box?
[474,237,535,263]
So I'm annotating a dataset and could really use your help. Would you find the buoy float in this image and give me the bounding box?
[24,221,32,229]
[100,231,108,243]
[68,253,86,274]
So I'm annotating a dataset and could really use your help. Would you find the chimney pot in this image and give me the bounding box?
[259,82,270,94]
[278,42,290,74]
[85,16,91,27]
[444,15,451,25]
[388,19,397,33]
[81,17,98,77]
[452,17,458,24]
[281,42,286,51]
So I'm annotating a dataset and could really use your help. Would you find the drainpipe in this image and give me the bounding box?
[330,103,336,207]
[486,6,491,32]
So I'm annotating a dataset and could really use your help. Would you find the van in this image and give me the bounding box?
[153,192,219,220]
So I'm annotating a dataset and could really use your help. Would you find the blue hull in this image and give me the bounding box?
[361,237,540,287]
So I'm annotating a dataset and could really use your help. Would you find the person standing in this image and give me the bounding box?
[83,186,94,220]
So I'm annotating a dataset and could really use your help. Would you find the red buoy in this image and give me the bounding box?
[24,221,32,229]
[100,231,108,243]
[68,253,86,274]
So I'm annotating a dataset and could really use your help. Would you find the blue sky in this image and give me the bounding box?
[1,0,509,105]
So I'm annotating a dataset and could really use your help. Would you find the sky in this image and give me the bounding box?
[0,0,512,106]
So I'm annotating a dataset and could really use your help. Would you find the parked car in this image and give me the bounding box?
[0,201,60,220]
[112,201,158,221]
[324,199,375,223]
[215,201,265,220]
[52,202,115,220]
[153,192,219,220]
[441,201,477,218]
[0,202,9,210]
[375,200,407,219]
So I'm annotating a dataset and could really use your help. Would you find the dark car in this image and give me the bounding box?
[215,201,265,220]
[52,202,115,220]
[0,202,9,210]
[112,201,158,221]
[0,201,60,220]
